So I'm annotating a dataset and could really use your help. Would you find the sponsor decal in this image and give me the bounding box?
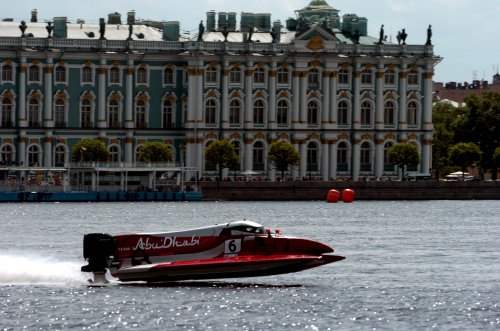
[133,236,200,251]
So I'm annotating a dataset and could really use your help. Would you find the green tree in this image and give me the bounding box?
[137,142,173,163]
[448,142,482,179]
[71,139,110,162]
[494,146,500,169]
[268,141,300,180]
[388,142,420,180]
[204,139,239,181]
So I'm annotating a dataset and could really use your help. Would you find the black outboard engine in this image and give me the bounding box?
[81,233,116,282]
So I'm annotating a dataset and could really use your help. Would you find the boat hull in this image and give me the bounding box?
[113,254,345,282]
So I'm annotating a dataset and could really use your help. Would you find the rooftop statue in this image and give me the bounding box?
[378,24,384,44]
[127,23,133,41]
[99,18,106,40]
[353,29,361,44]
[271,25,280,44]
[198,20,204,41]
[19,21,27,37]
[222,24,229,42]
[46,21,53,38]
[426,25,432,45]
[247,24,253,42]
[400,28,407,45]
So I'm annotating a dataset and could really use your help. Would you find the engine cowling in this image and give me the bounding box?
[81,233,116,273]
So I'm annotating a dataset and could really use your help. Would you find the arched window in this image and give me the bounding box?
[253,99,264,125]
[307,142,319,172]
[360,142,372,171]
[361,101,372,125]
[135,100,146,128]
[28,98,40,127]
[408,101,418,125]
[205,99,216,124]
[229,99,240,125]
[229,67,242,84]
[54,99,66,127]
[82,66,93,83]
[136,67,148,84]
[2,64,13,82]
[361,69,372,85]
[277,100,288,126]
[55,66,66,83]
[252,141,265,170]
[109,67,120,84]
[338,100,349,125]
[385,69,396,85]
[337,142,348,171]
[163,67,174,85]
[253,67,265,84]
[308,68,319,89]
[28,65,40,82]
[109,100,120,128]
[384,142,395,172]
[1,98,12,127]
[384,101,395,125]
[1,144,14,162]
[163,99,173,128]
[307,100,319,125]
[81,99,92,128]
[277,67,289,85]
[109,145,120,163]
[28,145,40,167]
[338,68,349,85]
[54,145,65,167]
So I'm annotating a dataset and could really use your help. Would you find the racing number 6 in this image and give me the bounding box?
[225,239,241,254]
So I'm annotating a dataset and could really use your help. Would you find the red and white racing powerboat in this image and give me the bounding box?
[81,220,344,283]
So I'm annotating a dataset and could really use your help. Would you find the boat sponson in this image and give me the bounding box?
[113,254,345,282]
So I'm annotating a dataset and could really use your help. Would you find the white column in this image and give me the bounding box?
[244,64,253,129]
[352,135,361,181]
[375,69,384,130]
[44,132,52,167]
[221,66,229,128]
[330,71,338,127]
[44,57,53,127]
[186,66,197,129]
[423,69,434,131]
[374,135,384,179]
[353,66,361,130]
[98,59,107,128]
[125,59,134,128]
[244,135,253,171]
[422,134,432,174]
[322,71,330,128]
[292,70,300,128]
[398,67,408,131]
[321,140,329,181]
[268,65,277,130]
[330,141,337,180]
[299,72,307,126]
[18,57,27,127]
[125,132,133,165]
[19,131,26,165]
[299,140,307,179]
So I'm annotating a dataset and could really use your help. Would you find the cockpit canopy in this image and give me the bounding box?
[219,220,265,235]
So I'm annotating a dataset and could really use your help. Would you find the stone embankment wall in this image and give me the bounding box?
[200,181,500,201]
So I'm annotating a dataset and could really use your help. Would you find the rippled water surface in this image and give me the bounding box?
[0,200,499,330]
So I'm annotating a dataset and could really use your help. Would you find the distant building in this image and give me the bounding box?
[0,0,439,181]
[434,74,500,106]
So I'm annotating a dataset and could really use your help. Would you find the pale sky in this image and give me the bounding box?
[4,0,500,84]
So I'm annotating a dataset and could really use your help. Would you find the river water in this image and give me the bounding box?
[0,200,498,330]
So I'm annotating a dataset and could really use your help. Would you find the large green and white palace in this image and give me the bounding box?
[0,0,440,181]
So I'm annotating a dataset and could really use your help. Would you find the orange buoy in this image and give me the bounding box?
[342,189,355,203]
[326,189,340,203]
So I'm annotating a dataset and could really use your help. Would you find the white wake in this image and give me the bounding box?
[0,253,89,286]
